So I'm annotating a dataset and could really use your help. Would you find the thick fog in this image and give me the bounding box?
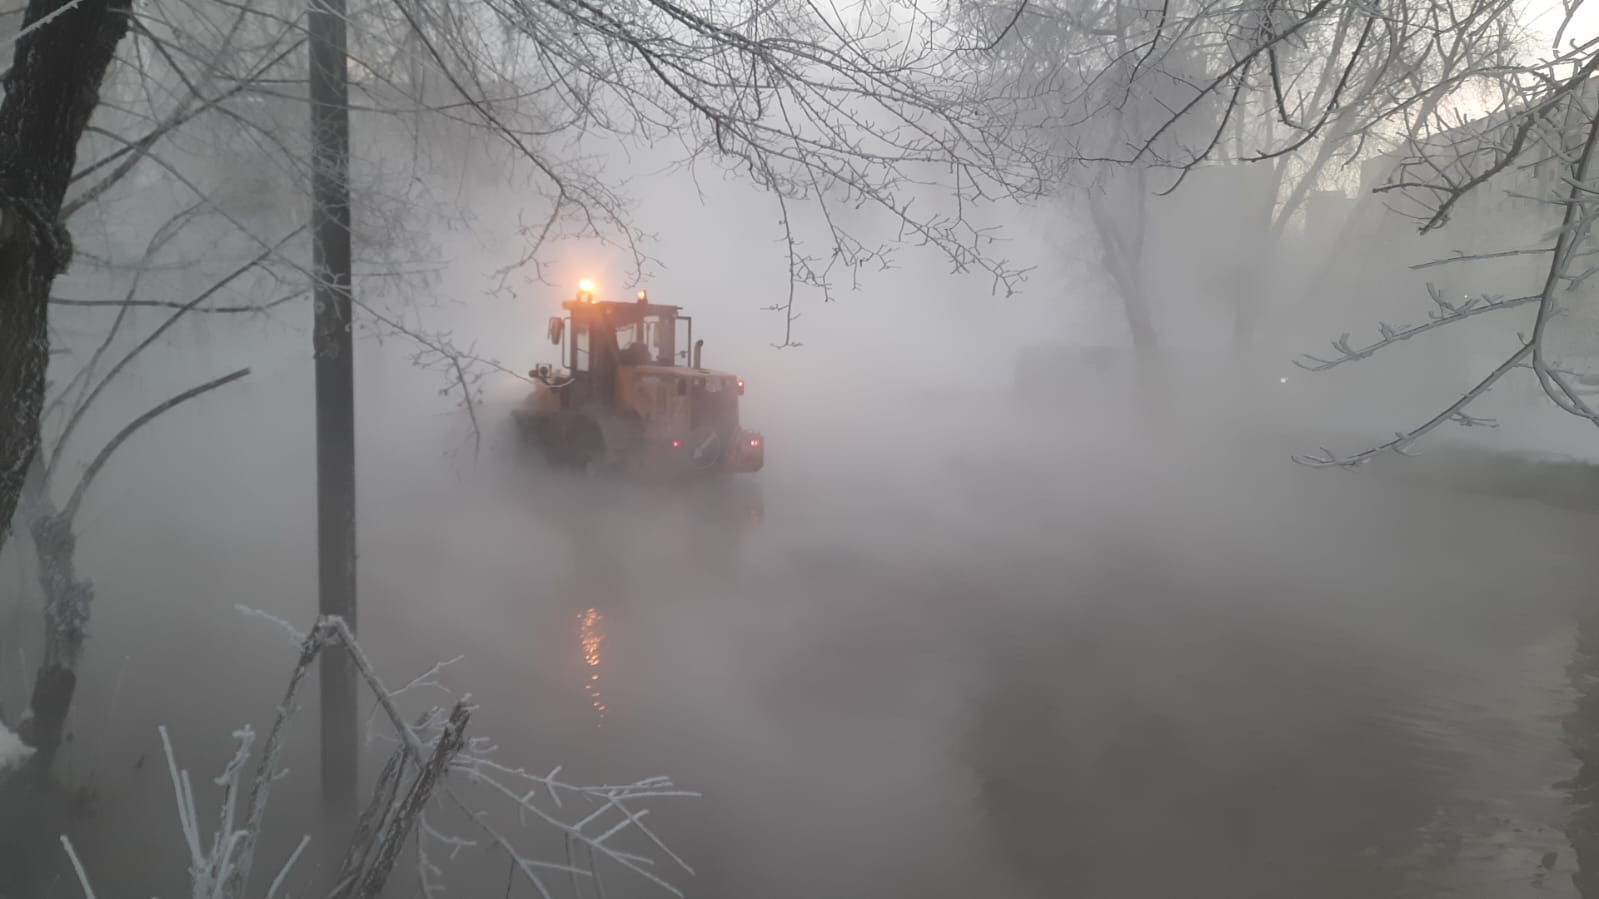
[7,53,1599,899]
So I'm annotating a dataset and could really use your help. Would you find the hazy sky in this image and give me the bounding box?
[1523,0,1599,49]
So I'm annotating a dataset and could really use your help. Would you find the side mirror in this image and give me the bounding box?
[547,316,565,345]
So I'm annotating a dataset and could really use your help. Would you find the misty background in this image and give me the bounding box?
[6,0,1599,896]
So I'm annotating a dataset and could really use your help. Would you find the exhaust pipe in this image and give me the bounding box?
[693,339,703,369]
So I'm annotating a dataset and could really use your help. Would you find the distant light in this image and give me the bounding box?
[1279,376,1288,384]
[672,440,681,448]
[637,289,648,301]
[750,438,760,447]
[579,278,595,293]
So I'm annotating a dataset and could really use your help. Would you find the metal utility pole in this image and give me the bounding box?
[308,0,358,811]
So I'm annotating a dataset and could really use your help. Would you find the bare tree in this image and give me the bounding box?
[964,0,1531,375]
[0,0,136,555]
[1278,41,1599,462]
[0,0,321,776]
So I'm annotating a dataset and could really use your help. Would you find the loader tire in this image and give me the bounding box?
[564,415,605,471]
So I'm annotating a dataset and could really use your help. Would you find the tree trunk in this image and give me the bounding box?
[1233,160,1285,368]
[0,212,49,553]
[1123,273,1165,415]
[1567,611,1599,898]
[1086,171,1163,411]
[0,0,134,553]
[0,11,132,889]
[17,459,93,765]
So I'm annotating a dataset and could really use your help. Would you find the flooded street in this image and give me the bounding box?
[11,387,1596,898]
[11,0,1599,893]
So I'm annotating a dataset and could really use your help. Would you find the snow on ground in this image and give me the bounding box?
[0,724,32,774]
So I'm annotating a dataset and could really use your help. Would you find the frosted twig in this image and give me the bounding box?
[262,835,310,899]
[446,767,690,893]
[1295,342,1532,467]
[59,835,96,899]
[1409,247,1556,270]
[159,725,206,872]
[158,723,263,898]
[49,290,303,314]
[441,793,585,899]
[364,655,464,746]
[319,615,428,757]
[209,610,697,898]
[46,228,301,479]
[228,624,327,896]
[1526,105,1599,426]
[8,0,88,51]
[1295,288,1540,372]
[233,605,307,647]
[330,702,472,899]
[421,814,477,858]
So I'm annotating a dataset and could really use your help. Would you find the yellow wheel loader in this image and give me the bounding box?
[512,280,765,480]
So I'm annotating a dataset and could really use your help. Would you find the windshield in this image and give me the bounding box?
[615,312,675,365]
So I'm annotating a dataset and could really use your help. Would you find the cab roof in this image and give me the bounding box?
[564,299,682,317]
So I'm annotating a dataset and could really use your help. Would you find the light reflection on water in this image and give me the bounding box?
[580,607,608,723]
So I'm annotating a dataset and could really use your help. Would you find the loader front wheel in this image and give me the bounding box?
[564,415,605,472]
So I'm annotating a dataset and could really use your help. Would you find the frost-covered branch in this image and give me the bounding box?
[49,289,303,313]
[1524,98,1599,425]
[356,0,1051,339]
[45,226,302,479]
[206,609,700,899]
[1294,285,1540,371]
[62,366,251,525]
[58,834,97,899]
[1295,79,1599,462]
[1295,341,1533,466]
[352,297,522,460]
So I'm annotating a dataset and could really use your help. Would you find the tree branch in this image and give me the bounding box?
[1295,342,1533,467]
[61,367,250,526]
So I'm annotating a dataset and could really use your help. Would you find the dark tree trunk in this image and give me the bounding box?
[0,17,134,892]
[0,212,48,554]
[1087,172,1164,412]
[0,0,134,552]
[1566,612,1599,898]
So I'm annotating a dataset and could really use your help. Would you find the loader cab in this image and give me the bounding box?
[550,287,694,408]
